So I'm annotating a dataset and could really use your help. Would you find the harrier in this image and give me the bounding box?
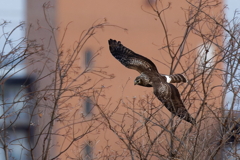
[108,39,196,124]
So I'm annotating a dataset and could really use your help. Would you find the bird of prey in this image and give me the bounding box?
[108,39,196,124]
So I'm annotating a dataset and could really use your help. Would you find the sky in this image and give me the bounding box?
[225,0,240,110]
[225,0,240,19]
[0,0,25,54]
[0,0,26,78]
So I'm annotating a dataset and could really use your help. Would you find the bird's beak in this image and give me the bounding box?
[134,80,137,85]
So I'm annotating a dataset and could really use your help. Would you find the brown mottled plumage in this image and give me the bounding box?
[108,39,195,124]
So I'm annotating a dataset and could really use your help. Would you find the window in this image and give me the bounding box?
[197,45,215,72]
[0,77,34,160]
[0,127,32,160]
[83,97,93,117]
[83,143,93,160]
[143,0,157,7]
[84,49,93,68]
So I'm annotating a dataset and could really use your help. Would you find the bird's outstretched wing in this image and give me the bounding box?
[109,39,187,84]
[108,39,158,74]
[153,81,195,124]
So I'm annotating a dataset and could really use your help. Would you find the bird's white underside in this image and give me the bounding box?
[165,75,171,83]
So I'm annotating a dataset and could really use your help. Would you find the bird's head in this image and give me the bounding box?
[134,77,142,86]
[134,76,153,87]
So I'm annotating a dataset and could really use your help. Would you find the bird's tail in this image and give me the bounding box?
[164,74,188,83]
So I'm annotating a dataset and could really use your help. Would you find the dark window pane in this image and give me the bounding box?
[84,144,92,160]
[84,98,93,116]
[85,49,93,68]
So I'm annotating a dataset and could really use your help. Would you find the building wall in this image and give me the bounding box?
[26,0,58,158]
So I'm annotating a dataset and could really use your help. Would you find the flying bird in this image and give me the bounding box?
[108,39,196,124]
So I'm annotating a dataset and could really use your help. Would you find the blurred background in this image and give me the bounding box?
[0,0,239,159]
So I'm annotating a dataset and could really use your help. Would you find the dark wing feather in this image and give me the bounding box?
[152,78,196,124]
[108,39,158,74]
